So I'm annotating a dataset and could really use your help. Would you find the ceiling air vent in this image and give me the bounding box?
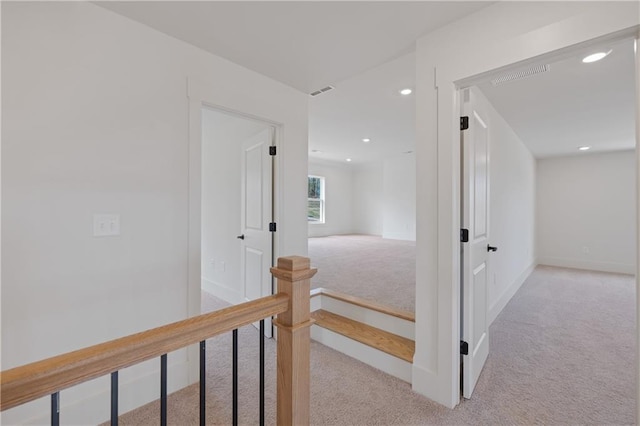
[491,64,550,86]
[309,86,334,97]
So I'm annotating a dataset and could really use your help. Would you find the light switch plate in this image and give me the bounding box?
[93,214,120,237]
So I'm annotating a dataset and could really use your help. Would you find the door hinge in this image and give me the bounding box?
[269,222,277,232]
[460,116,469,131]
[460,228,469,243]
[460,340,469,356]
[269,146,277,156]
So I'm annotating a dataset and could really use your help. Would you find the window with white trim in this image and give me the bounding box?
[307,175,325,224]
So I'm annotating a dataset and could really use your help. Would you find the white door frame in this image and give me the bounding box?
[187,78,282,382]
[413,2,639,409]
[635,34,640,425]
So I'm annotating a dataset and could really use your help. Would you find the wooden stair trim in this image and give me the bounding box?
[310,310,415,363]
[310,288,415,322]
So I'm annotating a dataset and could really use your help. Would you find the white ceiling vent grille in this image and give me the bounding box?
[309,86,334,97]
[491,64,550,86]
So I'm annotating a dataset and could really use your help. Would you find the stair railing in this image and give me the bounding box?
[1,255,316,426]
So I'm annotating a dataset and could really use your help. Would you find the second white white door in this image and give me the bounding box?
[461,87,491,398]
[240,127,274,336]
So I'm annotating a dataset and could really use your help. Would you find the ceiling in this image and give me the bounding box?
[478,37,636,158]
[309,52,416,164]
[310,35,636,165]
[98,2,636,164]
[96,1,492,93]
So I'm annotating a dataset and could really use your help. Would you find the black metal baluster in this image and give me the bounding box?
[51,392,60,426]
[200,340,206,426]
[111,371,118,426]
[161,354,167,426]
[232,329,238,426]
[259,320,265,426]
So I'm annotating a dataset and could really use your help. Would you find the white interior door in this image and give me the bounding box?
[461,87,492,398]
[240,127,274,336]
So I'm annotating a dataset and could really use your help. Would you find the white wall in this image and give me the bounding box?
[308,156,416,240]
[201,109,269,303]
[306,156,418,240]
[308,159,354,237]
[382,154,416,241]
[537,150,636,274]
[1,2,307,424]
[473,88,537,324]
[352,162,383,236]
[414,0,639,408]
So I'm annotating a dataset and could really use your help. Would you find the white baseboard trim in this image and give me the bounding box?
[311,326,412,383]
[201,277,243,305]
[411,363,457,409]
[310,292,323,312]
[381,232,416,242]
[538,257,635,275]
[2,359,190,425]
[488,262,536,325]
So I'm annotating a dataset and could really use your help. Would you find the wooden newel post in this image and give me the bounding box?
[271,256,317,426]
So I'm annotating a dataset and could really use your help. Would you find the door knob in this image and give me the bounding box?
[237,234,245,240]
[487,245,498,252]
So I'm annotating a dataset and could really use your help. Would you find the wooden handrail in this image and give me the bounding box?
[1,293,289,411]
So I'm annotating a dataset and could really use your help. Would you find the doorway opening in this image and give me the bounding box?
[457,35,637,400]
[307,52,417,315]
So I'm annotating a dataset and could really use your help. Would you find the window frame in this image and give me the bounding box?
[307,175,325,224]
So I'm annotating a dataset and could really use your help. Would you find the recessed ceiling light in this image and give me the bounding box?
[399,88,413,96]
[362,138,371,143]
[582,50,611,63]
[578,146,591,151]
[346,158,352,162]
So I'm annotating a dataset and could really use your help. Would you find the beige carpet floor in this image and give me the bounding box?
[308,235,415,312]
[114,266,635,425]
